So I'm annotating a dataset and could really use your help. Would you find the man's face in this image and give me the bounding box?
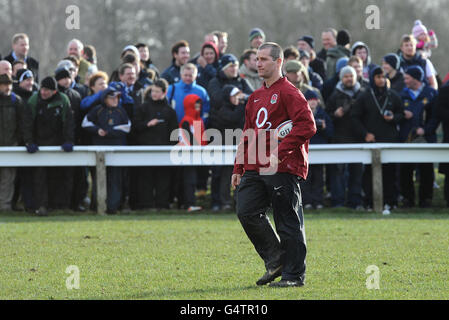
[119,67,136,87]
[297,40,311,53]
[91,77,107,94]
[256,48,280,80]
[204,34,219,47]
[219,35,228,54]
[105,94,119,107]
[349,61,363,79]
[20,78,34,92]
[174,46,190,66]
[223,63,239,79]
[250,36,264,49]
[245,53,258,72]
[286,71,302,85]
[374,73,386,88]
[0,62,12,76]
[0,83,12,96]
[401,41,416,58]
[40,88,56,100]
[202,48,216,65]
[342,73,355,88]
[181,68,197,85]
[151,86,166,101]
[57,77,72,89]
[138,46,149,62]
[68,42,81,58]
[382,61,393,75]
[321,32,336,50]
[404,74,420,90]
[12,63,26,76]
[355,47,368,64]
[13,38,29,57]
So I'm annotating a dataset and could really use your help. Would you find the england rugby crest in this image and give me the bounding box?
[270,94,278,104]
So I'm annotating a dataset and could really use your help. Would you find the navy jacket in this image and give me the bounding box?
[310,106,333,144]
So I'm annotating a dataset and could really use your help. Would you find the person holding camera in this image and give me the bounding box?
[300,90,333,210]
[351,66,404,212]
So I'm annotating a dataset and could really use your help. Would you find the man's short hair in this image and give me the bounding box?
[259,42,284,61]
[12,33,29,45]
[322,28,338,38]
[400,34,417,46]
[154,78,169,93]
[119,63,134,75]
[12,60,26,68]
[88,71,109,88]
[68,38,84,51]
[348,55,363,66]
[135,43,148,49]
[240,49,257,65]
[180,63,198,75]
[283,46,299,60]
[212,30,228,40]
[64,55,80,68]
[122,53,138,64]
[171,40,189,56]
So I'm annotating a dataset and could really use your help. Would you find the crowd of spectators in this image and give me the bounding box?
[1,20,448,216]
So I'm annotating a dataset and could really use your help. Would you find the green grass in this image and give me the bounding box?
[1,209,449,300]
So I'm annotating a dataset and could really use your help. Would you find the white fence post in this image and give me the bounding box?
[95,151,107,215]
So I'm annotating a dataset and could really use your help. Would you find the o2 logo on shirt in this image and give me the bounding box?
[256,107,272,130]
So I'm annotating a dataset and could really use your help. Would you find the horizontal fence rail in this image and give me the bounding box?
[1,144,448,214]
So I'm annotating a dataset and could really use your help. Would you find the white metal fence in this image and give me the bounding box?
[1,144,448,214]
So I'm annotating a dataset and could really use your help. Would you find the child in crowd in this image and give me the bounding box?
[412,20,438,59]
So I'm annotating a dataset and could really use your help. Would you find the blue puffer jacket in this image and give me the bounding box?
[399,84,438,142]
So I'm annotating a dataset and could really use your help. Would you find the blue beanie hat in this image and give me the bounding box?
[336,57,349,75]
[405,65,425,82]
[249,28,265,42]
[383,53,401,71]
[219,54,238,71]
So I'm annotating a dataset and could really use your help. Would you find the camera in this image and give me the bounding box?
[383,110,393,117]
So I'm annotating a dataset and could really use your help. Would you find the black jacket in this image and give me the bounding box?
[207,71,253,128]
[0,92,24,146]
[5,52,39,82]
[351,87,404,143]
[23,91,74,146]
[326,82,362,143]
[58,85,82,143]
[215,100,245,145]
[132,96,178,146]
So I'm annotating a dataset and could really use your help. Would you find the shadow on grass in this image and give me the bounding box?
[84,285,268,300]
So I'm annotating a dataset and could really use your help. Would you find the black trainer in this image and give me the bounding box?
[256,265,283,286]
[269,279,304,288]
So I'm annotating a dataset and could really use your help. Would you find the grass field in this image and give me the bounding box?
[1,207,448,300]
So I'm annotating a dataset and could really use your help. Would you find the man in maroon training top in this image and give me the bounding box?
[231,42,316,287]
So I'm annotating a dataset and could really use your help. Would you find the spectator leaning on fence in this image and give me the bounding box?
[399,65,439,208]
[326,65,363,209]
[23,76,75,216]
[351,65,404,211]
[132,79,178,210]
[82,86,131,214]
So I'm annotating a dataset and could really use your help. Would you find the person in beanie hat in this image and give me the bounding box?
[326,64,363,209]
[382,53,404,94]
[14,69,36,100]
[398,64,439,208]
[0,73,25,212]
[297,35,326,81]
[412,20,438,59]
[325,30,351,80]
[249,28,266,49]
[22,76,75,216]
[352,65,404,211]
[300,89,333,210]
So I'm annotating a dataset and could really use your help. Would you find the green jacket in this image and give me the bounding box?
[78,58,91,85]
[0,93,24,146]
[23,91,74,146]
[326,45,351,80]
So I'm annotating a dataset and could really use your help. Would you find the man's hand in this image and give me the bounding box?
[416,127,425,136]
[231,174,242,190]
[334,107,344,118]
[147,119,159,127]
[98,129,107,136]
[197,55,207,68]
[404,110,414,120]
[365,133,376,142]
[383,114,394,122]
